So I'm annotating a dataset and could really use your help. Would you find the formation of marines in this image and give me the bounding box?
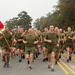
[0,25,75,71]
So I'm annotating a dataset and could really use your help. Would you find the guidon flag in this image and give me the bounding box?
[0,21,4,30]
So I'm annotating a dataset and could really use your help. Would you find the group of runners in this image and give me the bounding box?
[0,25,75,71]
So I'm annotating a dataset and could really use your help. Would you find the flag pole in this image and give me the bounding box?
[0,21,10,49]
[2,31,10,49]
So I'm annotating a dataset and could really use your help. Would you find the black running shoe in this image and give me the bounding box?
[33,57,36,60]
[29,66,32,70]
[55,61,57,65]
[73,51,75,54]
[69,57,71,60]
[51,68,54,71]
[67,59,69,62]
[19,59,22,62]
[36,54,38,58]
[38,52,41,55]
[43,58,45,62]
[3,62,7,68]
[16,54,18,56]
[27,61,30,64]
[59,55,61,59]
[48,65,50,69]
[7,63,9,68]
[22,55,25,59]
[46,57,48,61]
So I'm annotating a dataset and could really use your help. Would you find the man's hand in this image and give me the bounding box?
[22,40,27,44]
[34,41,38,44]
[56,44,59,47]
[17,39,23,42]
[47,40,52,43]
[13,39,17,43]
[68,36,71,39]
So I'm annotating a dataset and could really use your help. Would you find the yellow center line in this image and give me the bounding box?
[72,59,75,62]
[72,57,75,60]
[60,59,75,74]
[57,62,69,74]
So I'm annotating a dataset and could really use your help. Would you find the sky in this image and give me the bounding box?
[0,0,58,24]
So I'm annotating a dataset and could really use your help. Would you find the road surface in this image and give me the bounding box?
[0,51,75,75]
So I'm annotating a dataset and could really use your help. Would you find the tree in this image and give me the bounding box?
[33,16,45,30]
[17,11,32,30]
[5,11,33,30]
[57,0,75,29]
[5,17,18,30]
[34,0,75,31]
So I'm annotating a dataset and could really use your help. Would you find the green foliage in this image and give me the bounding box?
[5,11,32,31]
[33,16,45,30]
[33,0,75,31]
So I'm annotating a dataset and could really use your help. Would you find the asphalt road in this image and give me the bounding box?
[0,51,75,75]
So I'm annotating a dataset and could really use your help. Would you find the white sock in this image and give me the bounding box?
[51,65,54,69]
